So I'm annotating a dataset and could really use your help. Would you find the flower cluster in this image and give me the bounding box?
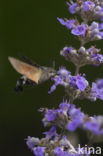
[58,19,103,44]
[26,101,103,155]
[26,135,92,156]
[26,0,103,156]
[49,67,88,93]
[60,46,103,67]
[67,0,103,21]
[49,67,103,102]
[42,101,103,135]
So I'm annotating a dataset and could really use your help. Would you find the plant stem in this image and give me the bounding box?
[75,66,80,75]
[69,98,73,105]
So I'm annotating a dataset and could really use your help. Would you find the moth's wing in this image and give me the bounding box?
[8,56,43,84]
[19,53,40,68]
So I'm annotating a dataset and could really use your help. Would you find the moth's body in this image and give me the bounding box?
[8,56,56,91]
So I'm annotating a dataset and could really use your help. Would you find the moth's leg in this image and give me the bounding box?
[14,76,27,92]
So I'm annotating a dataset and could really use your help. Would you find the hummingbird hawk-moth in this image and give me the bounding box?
[8,56,56,92]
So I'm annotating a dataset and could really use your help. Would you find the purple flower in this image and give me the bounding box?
[84,116,103,135]
[65,19,76,29]
[82,1,95,11]
[44,126,57,139]
[90,22,99,31]
[87,46,100,54]
[59,101,70,112]
[71,24,88,37]
[89,21,103,39]
[57,18,76,29]
[97,7,103,21]
[45,110,56,121]
[99,31,103,38]
[60,47,73,55]
[54,147,65,156]
[49,67,71,93]
[99,23,103,30]
[76,76,88,91]
[57,66,71,76]
[54,147,70,156]
[91,54,103,65]
[70,75,88,91]
[57,18,66,26]
[84,120,100,135]
[48,84,56,94]
[91,79,103,100]
[68,3,78,14]
[48,75,65,94]
[26,136,40,150]
[67,107,85,131]
[67,120,81,131]
[33,146,45,156]
[64,47,73,54]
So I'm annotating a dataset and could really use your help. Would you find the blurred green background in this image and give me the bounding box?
[1,0,103,155]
